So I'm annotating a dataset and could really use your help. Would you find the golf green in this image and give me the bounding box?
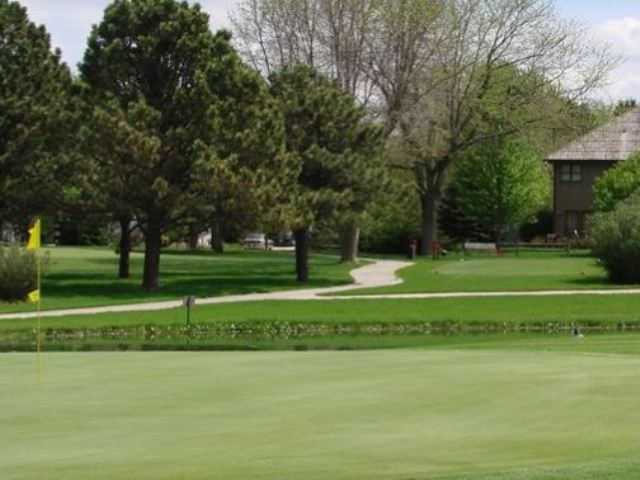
[2,349,640,479]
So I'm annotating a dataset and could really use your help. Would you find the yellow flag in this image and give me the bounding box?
[28,289,40,303]
[27,219,41,250]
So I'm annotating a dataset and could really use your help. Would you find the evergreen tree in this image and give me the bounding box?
[80,0,287,290]
[75,95,159,278]
[269,66,383,281]
[0,0,72,230]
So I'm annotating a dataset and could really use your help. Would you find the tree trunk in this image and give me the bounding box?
[494,224,503,245]
[118,217,131,279]
[211,219,224,253]
[188,229,199,250]
[294,227,309,283]
[142,225,162,292]
[420,192,439,256]
[340,220,360,263]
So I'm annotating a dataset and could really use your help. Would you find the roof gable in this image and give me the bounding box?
[547,108,640,162]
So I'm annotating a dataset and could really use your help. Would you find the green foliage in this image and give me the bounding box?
[590,193,640,284]
[594,154,640,212]
[442,138,550,242]
[269,65,385,275]
[80,0,287,289]
[269,66,384,228]
[0,0,73,225]
[79,0,214,233]
[190,41,292,235]
[361,177,420,254]
[0,245,35,302]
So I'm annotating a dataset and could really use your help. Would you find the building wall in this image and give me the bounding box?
[553,161,616,236]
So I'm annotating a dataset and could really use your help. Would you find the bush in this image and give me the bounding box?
[0,245,37,302]
[589,193,640,283]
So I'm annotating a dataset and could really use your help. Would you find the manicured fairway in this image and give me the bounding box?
[341,251,637,295]
[2,348,640,479]
[0,247,354,314]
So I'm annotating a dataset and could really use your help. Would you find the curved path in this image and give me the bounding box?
[0,259,411,320]
[3,258,640,321]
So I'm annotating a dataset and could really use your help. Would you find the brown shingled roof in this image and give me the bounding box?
[547,108,640,162]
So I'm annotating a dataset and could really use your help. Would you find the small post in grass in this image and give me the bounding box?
[183,296,196,327]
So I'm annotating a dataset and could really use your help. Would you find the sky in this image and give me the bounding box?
[18,0,640,102]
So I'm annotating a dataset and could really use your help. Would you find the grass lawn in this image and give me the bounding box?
[2,294,640,333]
[0,246,355,314]
[3,344,640,479]
[340,250,637,295]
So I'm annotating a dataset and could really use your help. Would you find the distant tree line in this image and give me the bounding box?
[0,0,617,290]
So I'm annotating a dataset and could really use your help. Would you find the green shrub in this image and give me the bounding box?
[0,245,37,302]
[589,193,640,284]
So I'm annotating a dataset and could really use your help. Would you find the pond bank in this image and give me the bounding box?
[2,324,639,353]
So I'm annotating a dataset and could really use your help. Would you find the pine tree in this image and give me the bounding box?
[80,0,287,290]
[270,66,384,281]
[0,0,72,229]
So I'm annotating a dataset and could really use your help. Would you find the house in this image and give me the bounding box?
[547,108,640,237]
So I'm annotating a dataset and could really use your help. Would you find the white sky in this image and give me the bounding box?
[17,0,640,101]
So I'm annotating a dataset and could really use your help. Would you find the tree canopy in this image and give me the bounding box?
[442,139,550,242]
[80,0,288,290]
[269,65,384,280]
[594,154,640,213]
[0,0,73,230]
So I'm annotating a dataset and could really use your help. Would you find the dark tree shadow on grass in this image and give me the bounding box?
[41,271,350,304]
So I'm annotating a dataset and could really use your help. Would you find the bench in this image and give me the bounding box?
[463,242,501,255]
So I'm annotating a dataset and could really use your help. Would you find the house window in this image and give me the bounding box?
[560,164,582,183]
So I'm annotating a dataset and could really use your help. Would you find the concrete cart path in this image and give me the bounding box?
[3,258,640,321]
[0,259,411,320]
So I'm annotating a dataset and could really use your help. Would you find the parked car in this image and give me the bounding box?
[272,231,295,247]
[242,232,273,250]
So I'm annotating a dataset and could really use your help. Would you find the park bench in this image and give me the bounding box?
[463,242,504,256]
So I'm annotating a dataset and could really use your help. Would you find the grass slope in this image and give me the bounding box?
[2,349,640,479]
[342,251,637,295]
[0,247,354,314]
[2,294,640,332]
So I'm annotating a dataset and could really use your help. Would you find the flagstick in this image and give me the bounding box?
[35,253,42,381]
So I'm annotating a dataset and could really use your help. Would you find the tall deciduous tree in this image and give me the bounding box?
[231,0,441,129]
[394,0,614,255]
[270,66,383,280]
[0,0,72,230]
[81,0,286,290]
